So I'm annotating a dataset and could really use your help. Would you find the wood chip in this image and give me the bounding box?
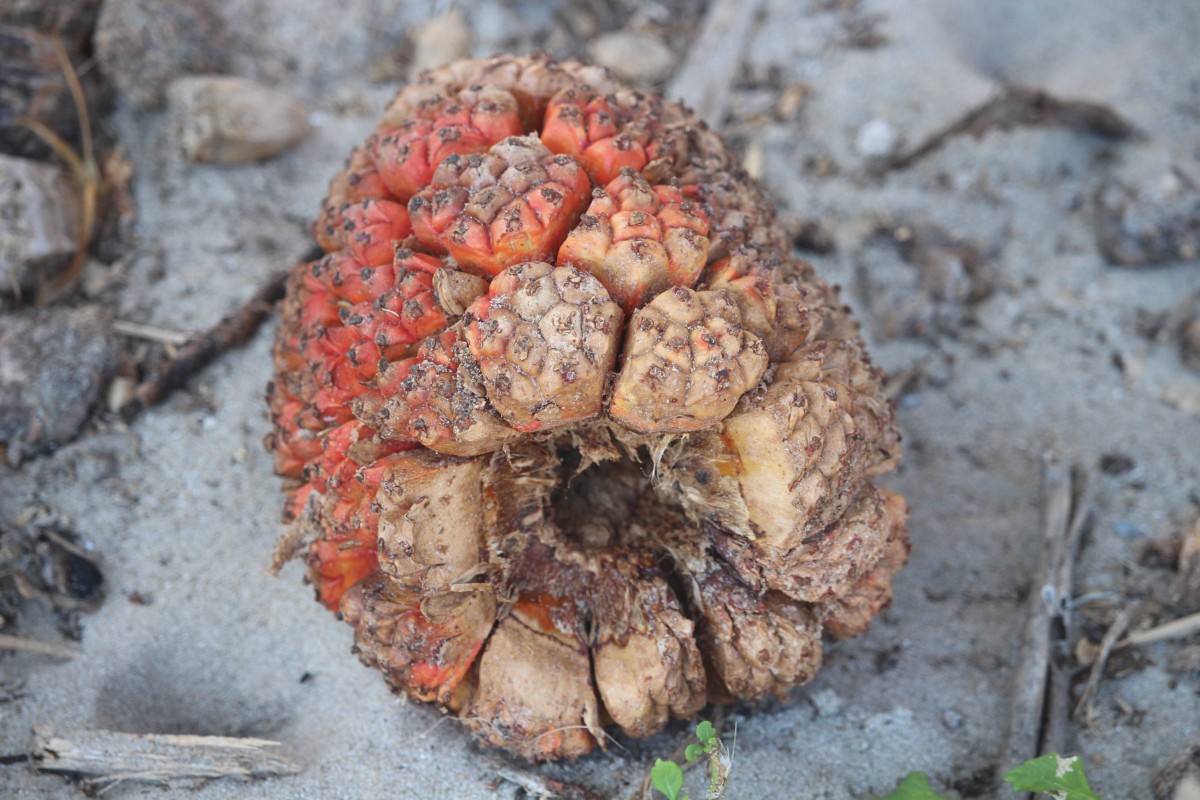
[1175,518,1200,611]
[666,0,765,124]
[112,319,192,346]
[33,728,301,789]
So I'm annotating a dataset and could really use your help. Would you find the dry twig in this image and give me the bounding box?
[1073,606,1134,725]
[0,633,80,659]
[128,269,290,411]
[112,320,193,346]
[1001,455,1093,786]
[1124,611,1200,648]
[887,86,1138,171]
[18,37,98,304]
[489,756,603,800]
[33,728,300,790]
[667,0,766,124]
[1042,467,1095,754]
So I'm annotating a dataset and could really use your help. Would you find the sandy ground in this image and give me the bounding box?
[3,0,1200,798]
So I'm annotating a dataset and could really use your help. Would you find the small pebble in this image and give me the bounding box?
[0,154,81,295]
[587,30,678,84]
[775,83,809,120]
[0,306,118,465]
[810,688,844,718]
[105,375,136,413]
[409,9,470,79]
[1161,384,1200,418]
[854,118,898,160]
[1174,775,1200,800]
[1114,521,1143,541]
[168,76,309,164]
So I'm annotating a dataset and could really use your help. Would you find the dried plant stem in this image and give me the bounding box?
[1042,467,1095,754]
[0,633,80,658]
[1001,454,1093,789]
[18,37,98,303]
[888,86,1138,171]
[112,320,193,346]
[1123,611,1200,648]
[1001,455,1069,773]
[33,728,301,789]
[1073,606,1134,724]
[489,757,603,800]
[130,269,289,410]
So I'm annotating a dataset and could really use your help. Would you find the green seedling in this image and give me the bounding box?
[649,720,730,800]
[874,771,954,800]
[874,753,1103,800]
[1003,753,1102,800]
[649,720,1104,800]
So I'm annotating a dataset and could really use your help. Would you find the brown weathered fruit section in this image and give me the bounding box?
[269,55,908,761]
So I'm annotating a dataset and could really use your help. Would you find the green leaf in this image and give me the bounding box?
[685,743,704,763]
[873,772,955,800]
[1003,754,1102,800]
[695,721,716,742]
[651,759,685,800]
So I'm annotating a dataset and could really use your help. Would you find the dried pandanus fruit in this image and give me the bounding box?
[267,55,908,761]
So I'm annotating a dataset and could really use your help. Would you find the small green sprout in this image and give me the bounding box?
[651,759,686,800]
[649,722,1105,800]
[875,771,954,800]
[874,753,1104,800]
[648,720,730,800]
[1003,753,1102,800]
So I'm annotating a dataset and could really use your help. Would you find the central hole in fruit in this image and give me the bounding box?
[551,447,649,550]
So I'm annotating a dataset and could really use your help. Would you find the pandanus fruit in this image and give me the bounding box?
[267,55,908,761]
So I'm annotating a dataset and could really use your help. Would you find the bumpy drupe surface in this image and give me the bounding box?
[268,55,908,761]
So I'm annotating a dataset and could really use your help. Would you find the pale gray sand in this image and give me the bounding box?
[3,1,1199,798]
